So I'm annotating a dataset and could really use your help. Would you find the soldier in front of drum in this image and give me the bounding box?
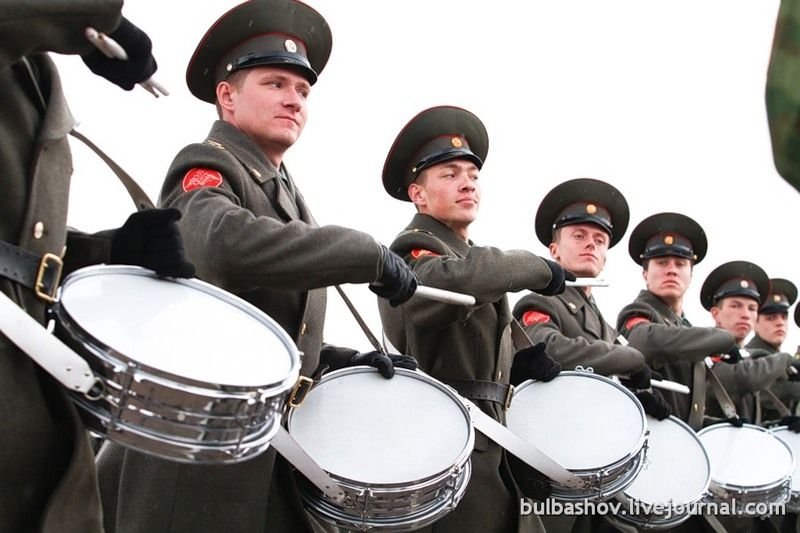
[700,261,800,425]
[511,179,670,533]
[95,2,419,533]
[616,213,740,430]
[615,213,748,533]
[378,105,572,533]
[699,265,800,533]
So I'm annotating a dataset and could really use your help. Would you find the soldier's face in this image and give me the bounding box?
[217,67,310,165]
[643,256,692,302]
[408,159,480,240]
[711,296,759,343]
[755,311,789,348]
[549,223,609,277]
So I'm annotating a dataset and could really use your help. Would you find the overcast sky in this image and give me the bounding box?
[54,1,800,357]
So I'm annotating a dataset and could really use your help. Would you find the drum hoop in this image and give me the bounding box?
[287,366,476,489]
[510,370,648,473]
[699,423,796,492]
[53,265,301,393]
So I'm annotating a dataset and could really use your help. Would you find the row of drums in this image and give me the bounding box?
[51,265,799,531]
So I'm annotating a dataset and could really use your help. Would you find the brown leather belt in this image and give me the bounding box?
[442,378,514,409]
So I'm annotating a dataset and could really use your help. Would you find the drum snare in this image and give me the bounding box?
[769,426,800,512]
[609,415,711,529]
[287,367,474,532]
[506,370,648,502]
[698,423,794,516]
[52,265,300,464]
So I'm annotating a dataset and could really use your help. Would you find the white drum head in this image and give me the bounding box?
[699,424,794,489]
[623,416,710,504]
[507,372,645,470]
[58,266,297,387]
[770,427,800,493]
[288,368,472,485]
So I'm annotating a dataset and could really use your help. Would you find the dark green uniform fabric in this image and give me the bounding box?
[513,288,645,376]
[1,2,123,531]
[99,120,386,533]
[378,213,552,533]
[746,334,800,422]
[616,289,736,428]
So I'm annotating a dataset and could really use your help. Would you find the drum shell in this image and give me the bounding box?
[52,265,300,464]
[507,371,648,502]
[287,367,474,532]
[699,423,794,516]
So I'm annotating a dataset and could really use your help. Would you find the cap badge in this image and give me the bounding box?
[740,280,750,289]
[284,39,298,53]
[774,295,782,302]
[664,235,674,245]
[586,203,597,215]
[451,136,463,148]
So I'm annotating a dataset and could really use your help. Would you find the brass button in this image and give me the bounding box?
[33,221,44,239]
[693,403,699,411]
[300,322,307,335]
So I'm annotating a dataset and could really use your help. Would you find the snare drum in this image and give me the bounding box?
[698,423,794,516]
[609,416,710,529]
[506,370,648,502]
[51,265,300,464]
[770,426,800,512]
[287,367,474,532]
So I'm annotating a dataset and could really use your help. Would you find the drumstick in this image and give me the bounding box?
[566,278,609,287]
[414,285,476,306]
[85,27,169,97]
[651,379,691,395]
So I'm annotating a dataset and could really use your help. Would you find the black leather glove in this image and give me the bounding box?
[110,208,195,278]
[788,362,800,382]
[780,415,800,432]
[720,346,743,364]
[81,17,157,90]
[507,454,552,502]
[634,390,671,420]
[369,245,418,306]
[510,343,561,386]
[620,366,652,391]
[535,259,576,296]
[349,350,418,379]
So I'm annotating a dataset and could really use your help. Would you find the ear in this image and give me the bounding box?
[548,241,559,260]
[710,306,721,324]
[216,81,235,113]
[408,182,425,207]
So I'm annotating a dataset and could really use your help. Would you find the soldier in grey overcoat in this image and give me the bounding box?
[616,213,738,430]
[378,106,569,533]
[0,3,193,532]
[512,179,671,533]
[96,2,418,533]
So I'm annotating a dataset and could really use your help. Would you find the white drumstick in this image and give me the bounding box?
[651,379,690,395]
[85,27,169,97]
[414,285,476,306]
[566,278,609,287]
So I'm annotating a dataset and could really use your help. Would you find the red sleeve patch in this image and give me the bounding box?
[182,168,223,192]
[522,310,551,326]
[411,249,439,259]
[624,316,651,331]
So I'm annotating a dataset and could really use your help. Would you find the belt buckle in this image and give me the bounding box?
[504,384,515,410]
[288,376,314,408]
[34,253,63,303]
